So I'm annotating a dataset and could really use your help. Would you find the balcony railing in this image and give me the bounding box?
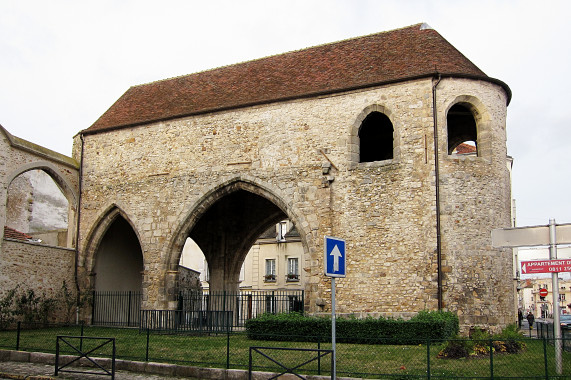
[286,273,300,282]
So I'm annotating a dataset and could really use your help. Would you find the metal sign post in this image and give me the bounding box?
[324,236,346,380]
[549,220,562,375]
[493,219,570,375]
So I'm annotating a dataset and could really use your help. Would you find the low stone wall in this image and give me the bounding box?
[0,239,76,323]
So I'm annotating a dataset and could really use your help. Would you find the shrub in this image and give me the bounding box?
[245,312,329,342]
[0,287,18,329]
[492,324,526,354]
[437,324,526,359]
[0,282,77,329]
[436,336,474,359]
[245,310,459,344]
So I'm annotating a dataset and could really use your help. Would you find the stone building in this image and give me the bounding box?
[2,23,514,331]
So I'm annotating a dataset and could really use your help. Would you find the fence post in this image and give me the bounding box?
[55,336,60,376]
[146,328,150,362]
[226,328,230,369]
[127,291,132,327]
[489,338,494,380]
[317,337,321,376]
[426,339,431,380]
[16,322,20,351]
[91,290,96,324]
[248,347,252,380]
[543,337,549,380]
[80,321,84,352]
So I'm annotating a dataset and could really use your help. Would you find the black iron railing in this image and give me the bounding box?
[91,290,303,329]
[91,291,141,327]
[178,290,304,328]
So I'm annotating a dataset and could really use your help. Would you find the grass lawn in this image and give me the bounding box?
[1,325,570,379]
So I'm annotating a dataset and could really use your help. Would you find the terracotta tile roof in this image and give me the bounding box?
[455,143,477,154]
[85,23,510,134]
[4,226,33,241]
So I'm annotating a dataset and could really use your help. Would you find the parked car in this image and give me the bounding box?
[560,314,571,328]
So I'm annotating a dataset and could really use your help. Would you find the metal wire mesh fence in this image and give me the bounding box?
[535,322,571,352]
[1,323,570,379]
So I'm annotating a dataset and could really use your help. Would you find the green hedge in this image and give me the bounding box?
[245,310,459,344]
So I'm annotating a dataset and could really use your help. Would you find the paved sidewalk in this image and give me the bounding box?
[0,360,194,379]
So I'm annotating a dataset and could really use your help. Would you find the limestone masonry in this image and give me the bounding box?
[2,24,514,331]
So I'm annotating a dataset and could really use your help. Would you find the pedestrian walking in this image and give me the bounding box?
[518,309,523,328]
[526,311,535,329]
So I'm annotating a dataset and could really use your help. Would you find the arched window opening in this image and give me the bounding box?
[447,104,477,155]
[358,111,393,163]
[5,169,69,247]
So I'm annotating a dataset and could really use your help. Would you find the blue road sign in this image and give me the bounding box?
[324,236,346,277]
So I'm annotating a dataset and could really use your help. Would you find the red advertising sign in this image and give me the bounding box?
[521,259,571,274]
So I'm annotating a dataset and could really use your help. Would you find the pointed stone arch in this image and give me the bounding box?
[4,161,78,247]
[5,161,78,206]
[164,175,315,297]
[81,204,144,290]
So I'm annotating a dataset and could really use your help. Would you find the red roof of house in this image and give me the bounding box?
[4,226,33,241]
[84,23,510,135]
[455,143,478,154]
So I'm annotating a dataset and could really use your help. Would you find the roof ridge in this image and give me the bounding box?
[86,23,509,133]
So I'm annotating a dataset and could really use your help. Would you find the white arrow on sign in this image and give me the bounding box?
[522,263,526,274]
[330,244,342,272]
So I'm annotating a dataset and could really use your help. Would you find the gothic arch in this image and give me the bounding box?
[166,175,313,271]
[81,204,144,287]
[5,161,78,207]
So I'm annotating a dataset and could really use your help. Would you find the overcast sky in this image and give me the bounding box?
[1,0,570,229]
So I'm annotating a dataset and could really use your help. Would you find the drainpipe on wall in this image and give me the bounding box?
[432,74,443,310]
[74,133,84,324]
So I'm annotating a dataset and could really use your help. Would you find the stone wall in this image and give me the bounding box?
[76,77,513,330]
[0,126,80,323]
[0,239,76,323]
[0,126,79,248]
[178,266,202,292]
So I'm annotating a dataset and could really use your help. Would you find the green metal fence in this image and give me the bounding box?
[535,321,571,352]
[1,323,570,379]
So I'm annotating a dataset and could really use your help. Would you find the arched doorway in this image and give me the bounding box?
[189,188,288,293]
[167,179,310,327]
[93,216,143,292]
[91,215,143,326]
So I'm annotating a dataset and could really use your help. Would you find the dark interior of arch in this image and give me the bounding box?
[93,216,143,292]
[359,111,394,163]
[447,104,477,155]
[188,189,287,287]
